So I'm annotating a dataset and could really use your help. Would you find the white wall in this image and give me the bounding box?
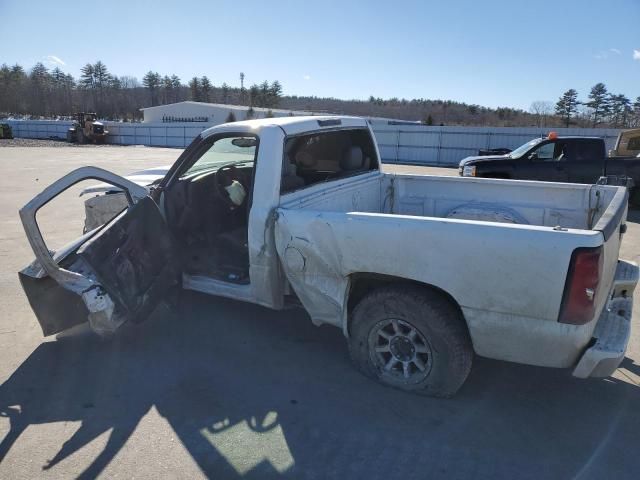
[6,119,623,167]
[368,121,622,166]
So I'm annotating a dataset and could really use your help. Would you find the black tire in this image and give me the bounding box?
[348,284,473,397]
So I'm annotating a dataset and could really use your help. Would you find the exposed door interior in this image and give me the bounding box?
[162,134,258,284]
[18,167,179,335]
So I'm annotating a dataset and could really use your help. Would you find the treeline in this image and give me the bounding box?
[2,61,639,129]
[0,61,284,121]
[554,83,640,128]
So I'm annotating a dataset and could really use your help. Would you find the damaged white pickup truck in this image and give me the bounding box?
[19,116,638,397]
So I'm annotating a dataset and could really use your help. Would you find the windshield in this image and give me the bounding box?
[509,138,543,158]
[181,136,257,178]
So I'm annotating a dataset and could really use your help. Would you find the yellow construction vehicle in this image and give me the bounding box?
[67,113,108,144]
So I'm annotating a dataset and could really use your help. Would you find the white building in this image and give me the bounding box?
[140,101,316,125]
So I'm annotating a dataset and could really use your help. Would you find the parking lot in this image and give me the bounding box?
[1,144,639,479]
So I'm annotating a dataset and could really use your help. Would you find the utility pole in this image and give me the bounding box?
[240,72,246,105]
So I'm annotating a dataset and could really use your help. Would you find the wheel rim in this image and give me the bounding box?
[368,318,433,384]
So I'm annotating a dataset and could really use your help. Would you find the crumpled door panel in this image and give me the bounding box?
[77,197,180,323]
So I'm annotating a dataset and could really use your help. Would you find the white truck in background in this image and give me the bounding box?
[19,116,638,397]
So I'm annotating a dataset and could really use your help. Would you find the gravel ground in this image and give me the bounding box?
[0,138,125,148]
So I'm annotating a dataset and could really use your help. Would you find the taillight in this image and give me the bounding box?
[558,246,603,325]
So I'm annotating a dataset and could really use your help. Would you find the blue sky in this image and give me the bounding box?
[1,0,638,110]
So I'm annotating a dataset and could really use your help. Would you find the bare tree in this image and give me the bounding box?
[529,101,553,127]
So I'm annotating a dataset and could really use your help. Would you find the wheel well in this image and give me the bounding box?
[346,273,465,332]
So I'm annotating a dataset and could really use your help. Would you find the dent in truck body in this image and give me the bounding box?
[275,212,350,329]
[274,201,612,367]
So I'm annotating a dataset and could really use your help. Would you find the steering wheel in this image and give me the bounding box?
[214,164,244,209]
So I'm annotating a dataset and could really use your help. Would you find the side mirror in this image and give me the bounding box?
[528,152,539,161]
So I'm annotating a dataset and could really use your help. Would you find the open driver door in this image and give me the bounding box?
[19,167,180,336]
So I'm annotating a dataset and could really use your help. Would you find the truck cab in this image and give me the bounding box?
[460,132,640,205]
[20,116,378,335]
[460,134,607,183]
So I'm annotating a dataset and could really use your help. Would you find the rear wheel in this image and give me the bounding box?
[348,284,473,397]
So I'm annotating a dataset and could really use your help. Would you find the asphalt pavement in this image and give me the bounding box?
[0,145,639,479]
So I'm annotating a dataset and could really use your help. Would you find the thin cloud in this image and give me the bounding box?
[45,55,66,66]
[303,75,311,81]
[595,48,622,60]
[634,49,640,61]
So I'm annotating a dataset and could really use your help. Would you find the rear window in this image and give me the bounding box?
[281,129,378,193]
[628,136,640,151]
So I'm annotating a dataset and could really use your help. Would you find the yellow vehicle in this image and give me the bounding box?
[67,113,108,144]
[610,128,640,158]
[0,123,13,139]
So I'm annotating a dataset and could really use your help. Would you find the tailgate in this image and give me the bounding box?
[591,185,629,316]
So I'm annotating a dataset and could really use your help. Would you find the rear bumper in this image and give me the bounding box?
[573,260,638,378]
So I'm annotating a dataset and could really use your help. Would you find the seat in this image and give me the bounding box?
[340,146,370,172]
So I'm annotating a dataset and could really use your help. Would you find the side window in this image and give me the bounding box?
[573,141,600,162]
[281,129,379,193]
[531,142,555,161]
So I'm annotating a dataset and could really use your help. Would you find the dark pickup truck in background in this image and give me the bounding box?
[459,131,640,205]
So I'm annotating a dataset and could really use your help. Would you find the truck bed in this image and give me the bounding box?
[276,171,628,368]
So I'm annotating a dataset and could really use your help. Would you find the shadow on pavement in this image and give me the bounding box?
[626,206,640,224]
[1,292,640,479]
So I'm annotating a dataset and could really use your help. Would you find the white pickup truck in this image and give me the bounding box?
[19,116,638,397]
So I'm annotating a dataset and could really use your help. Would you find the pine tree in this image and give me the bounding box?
[189,77,201,101]
[9,64,28,113]
[555,89,579,127]
[633,97,640,127]
[249,84,259,107]
[608,94,631,127]
[162,75,173,104]
[269,80,282,107]
[259,80,270,107]
[93,61,110,113]
[79,63,95,89]
[585,83,609,127]
[200,76,212,102]
[170,75,181,102]
[221,82,230,104]
[29,62,51,115]
[142,71,161,106]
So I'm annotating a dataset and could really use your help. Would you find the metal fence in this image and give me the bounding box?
[6,120,72,140]
[370,123,622,166]
[6,120,622,167]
